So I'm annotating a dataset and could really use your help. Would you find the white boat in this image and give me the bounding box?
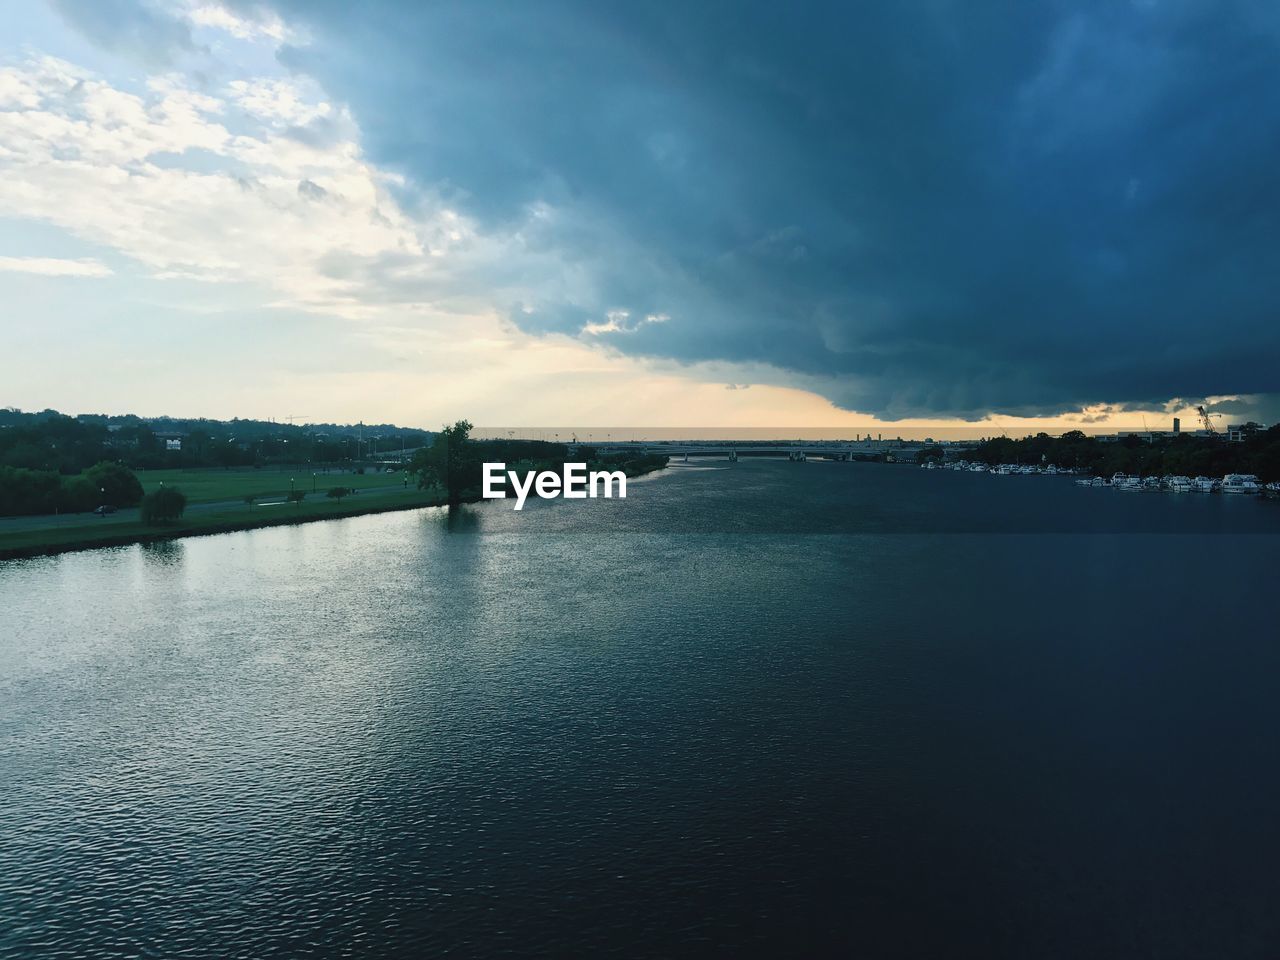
[1192,476,1217,493]
[1166,476,1193,493]
[1142,476,1162,491]
[969,463,988,472]
[1221,473,1260,495]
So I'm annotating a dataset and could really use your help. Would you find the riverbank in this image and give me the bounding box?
[0,458,669,561]
[0,489,449,561]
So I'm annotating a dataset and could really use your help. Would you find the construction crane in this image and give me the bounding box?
[1196,406,1219,434]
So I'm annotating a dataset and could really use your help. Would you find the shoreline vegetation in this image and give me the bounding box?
[0,416,668,561]
[955,425,1280,481]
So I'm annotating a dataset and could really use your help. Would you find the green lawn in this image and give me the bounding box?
[137,466,412,504]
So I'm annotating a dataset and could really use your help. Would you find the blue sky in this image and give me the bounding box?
[1,0,1277,432]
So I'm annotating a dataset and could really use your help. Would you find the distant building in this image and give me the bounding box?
[1227,423,1266,443]
[1172,417,1180,434]
[155,430,186,452]
[1096,429,1214,443]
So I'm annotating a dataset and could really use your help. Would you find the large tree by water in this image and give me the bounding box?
[411,420,476,503]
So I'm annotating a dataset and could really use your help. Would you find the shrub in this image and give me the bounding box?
[326,486,350,501]
[0,466,63,516]
[140,486,187,524]
[58,477,98,513]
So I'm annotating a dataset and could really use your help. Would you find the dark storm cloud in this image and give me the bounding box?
[71,0,1280,417]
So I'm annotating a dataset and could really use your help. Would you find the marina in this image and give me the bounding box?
[917,461,1278,497]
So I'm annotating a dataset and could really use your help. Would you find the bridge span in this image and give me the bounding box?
[582,440,942,462]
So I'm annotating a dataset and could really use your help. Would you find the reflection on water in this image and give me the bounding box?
[139,538,184,567]
[443,504,481,533]
[1,461,1277,958]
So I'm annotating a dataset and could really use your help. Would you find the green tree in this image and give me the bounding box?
[326,486,350,502]
[411,420,475,503]
[140,486,187,524]
[85,461,144,507]
[0,466,63,516]
[288,490,307,505]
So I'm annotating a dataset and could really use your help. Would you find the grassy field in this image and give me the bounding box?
[137,466,412,503]
[0,485,445,558]
[1,458,670,560]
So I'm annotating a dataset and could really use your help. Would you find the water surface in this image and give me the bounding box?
[2,461,1277,957]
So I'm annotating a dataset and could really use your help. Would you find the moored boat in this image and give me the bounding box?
[1222,473,1260,495]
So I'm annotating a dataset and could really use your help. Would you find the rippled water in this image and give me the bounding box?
[2,461,1278,958]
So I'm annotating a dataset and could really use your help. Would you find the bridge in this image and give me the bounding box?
[579,440,944,462]
[375,439,963,464]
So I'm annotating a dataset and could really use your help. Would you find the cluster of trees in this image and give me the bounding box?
[0,408,434,473]
[0,462,143,517]
[963,425,1280,481]
[409,420,668,502]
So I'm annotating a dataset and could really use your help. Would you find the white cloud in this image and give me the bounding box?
[0,255,112,277]
[583,310,670,335]
[0,52,656,334]
[228,77,329,126]
[182,2,293,43]
[0,56,481,319]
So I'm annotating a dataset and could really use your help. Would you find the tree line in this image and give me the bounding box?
[0,462,143,516]
[961,425,1280,481]
[0,408,434,474]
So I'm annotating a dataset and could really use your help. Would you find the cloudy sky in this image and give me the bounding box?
[1,0,1277,433]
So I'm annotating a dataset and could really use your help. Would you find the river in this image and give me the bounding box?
[2,460,1277,958]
